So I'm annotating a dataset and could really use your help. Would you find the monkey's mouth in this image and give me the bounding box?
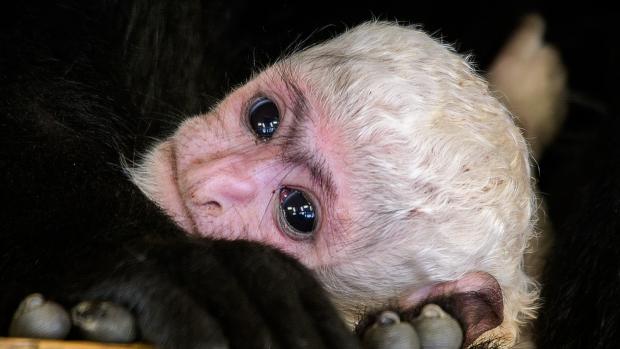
[356,271,504,348]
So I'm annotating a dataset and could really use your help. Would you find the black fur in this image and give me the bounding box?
[0,1,359,348]
[535,102,620,347]
[2,1,619,348]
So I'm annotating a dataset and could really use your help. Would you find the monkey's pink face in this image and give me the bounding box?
[146,70,354,268]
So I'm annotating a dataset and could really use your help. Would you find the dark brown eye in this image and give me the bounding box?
[278,187,317,239]
[249,97,279,140]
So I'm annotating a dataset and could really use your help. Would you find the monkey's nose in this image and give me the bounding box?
[188,173,256,216]
[203,200,223,216]
[180,153,262,217]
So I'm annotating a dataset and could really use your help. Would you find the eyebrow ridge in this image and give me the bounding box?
[306,154,337,203]
[276,69,338,202]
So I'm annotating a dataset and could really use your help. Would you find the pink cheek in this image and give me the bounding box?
[261,229,322,267]
[191,214,310,260]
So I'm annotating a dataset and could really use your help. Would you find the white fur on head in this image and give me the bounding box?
[281,22,537,346]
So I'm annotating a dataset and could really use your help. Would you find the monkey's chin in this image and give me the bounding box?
[131,140,196,233]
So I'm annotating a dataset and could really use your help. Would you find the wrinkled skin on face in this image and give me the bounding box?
[132,22,544,348]
[135,72,355,269]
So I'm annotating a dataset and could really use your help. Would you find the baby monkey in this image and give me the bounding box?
[130,22,546,348]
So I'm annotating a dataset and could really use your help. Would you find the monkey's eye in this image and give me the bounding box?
[277,187,317,239]
[249,97,280,140]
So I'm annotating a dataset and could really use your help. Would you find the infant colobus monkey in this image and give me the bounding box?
[131,22,544,348]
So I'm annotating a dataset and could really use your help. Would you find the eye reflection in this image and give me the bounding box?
[278,187,317,237]
[248,97,280,140]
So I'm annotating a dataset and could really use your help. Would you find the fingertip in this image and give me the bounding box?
[503,13,547,59]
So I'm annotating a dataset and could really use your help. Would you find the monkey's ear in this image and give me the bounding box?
[400,272,504,348]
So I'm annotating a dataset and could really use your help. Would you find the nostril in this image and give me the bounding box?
[204,201,222,216]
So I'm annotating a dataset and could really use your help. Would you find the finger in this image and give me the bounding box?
[245,247,359,349]
[212,241,328,348]
[298,283,361,349]
[498,13,546,60]
[83,271,229,349]
[273,252,360,349]
[536,45,567,86]
[174,244,278,349]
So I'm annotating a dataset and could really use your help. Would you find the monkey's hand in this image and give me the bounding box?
[488,13,567,158]
[57,236,359,349]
